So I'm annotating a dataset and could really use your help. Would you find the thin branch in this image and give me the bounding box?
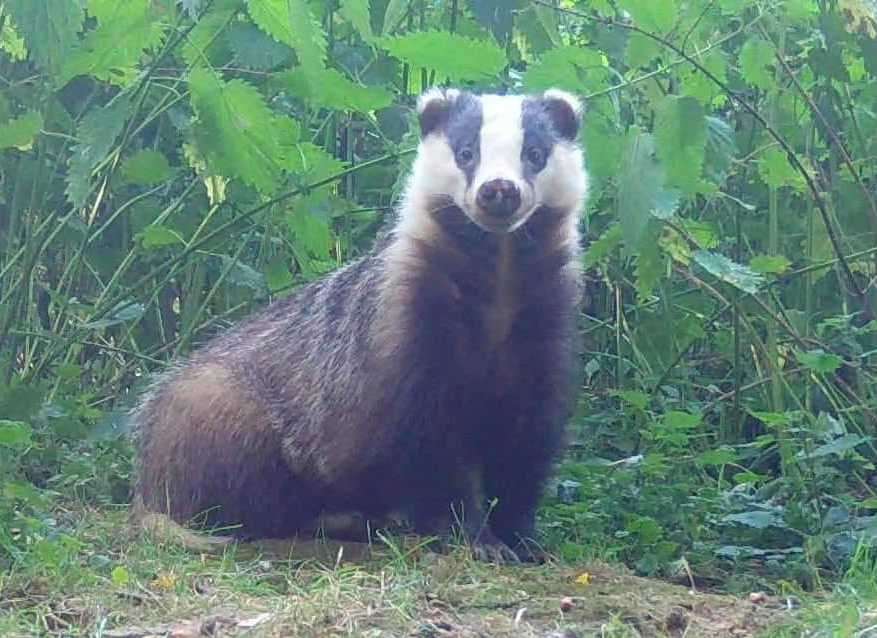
[533,0,864,300]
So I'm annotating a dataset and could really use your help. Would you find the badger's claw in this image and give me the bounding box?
[471,537,521,564]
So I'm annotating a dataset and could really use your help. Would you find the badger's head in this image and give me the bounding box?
[400,88,587,236]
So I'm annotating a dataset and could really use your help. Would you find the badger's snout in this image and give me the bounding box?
[476,179,521,219]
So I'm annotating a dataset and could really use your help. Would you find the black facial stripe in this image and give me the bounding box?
[521,98,559,183]
[444,93,482,185]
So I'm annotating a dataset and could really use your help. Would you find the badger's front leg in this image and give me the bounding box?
[409,465,520,564]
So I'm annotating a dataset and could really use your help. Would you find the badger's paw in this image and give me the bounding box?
[470,531,521,564]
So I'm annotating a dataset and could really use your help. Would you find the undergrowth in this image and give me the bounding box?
[1,0,877,626]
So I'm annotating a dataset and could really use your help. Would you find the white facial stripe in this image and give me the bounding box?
[475,96,524,185]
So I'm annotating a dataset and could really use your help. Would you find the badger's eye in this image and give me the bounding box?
[457,147,475,164]
[525,146,545,167]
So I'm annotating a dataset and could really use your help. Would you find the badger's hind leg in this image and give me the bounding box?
[133,362,317,539]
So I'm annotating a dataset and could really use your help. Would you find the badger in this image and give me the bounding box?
[131,87,589,563]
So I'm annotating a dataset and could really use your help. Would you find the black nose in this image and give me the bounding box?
[476,179,521,218]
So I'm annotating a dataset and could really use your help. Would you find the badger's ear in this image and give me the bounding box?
[417,88,460,137]
[542,89,583,141]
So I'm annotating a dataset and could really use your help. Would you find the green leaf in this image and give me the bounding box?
[663,410,701,429]
[0,18,28,61]
[693,250,764,294]
[613,389,650,410]
[0,420,32,448]
[723,510,786,529]
[264,256,294,292]
[381,0,409,35]
[246,0,327,72]
[137,226,184,249]
[283,141,347,182]
[703,115,737,182]
[758,148,804,190]
[111,565,131,587]
[4,0,84,75]
[182,3,237,68]
[226,21,294,70]
[616,128,672,252]
[583,223,622,268]
[634,227,666,298]
[696,447,738,467]
[212,255,268,293]
[62,0,168,86]
[67,94,132,208]
[340,0,375,43]
[189,68,284,193]
[739,37,774,89]
[83,301,147,329]
[802,434,868,459]
[749,254,791,274]
[617,0,678,32]
[523,45,608,94]
[795,349,843,374]
[654,95,706,194]
[380,31,507,82]
[749,411,794,427]
[0,111,43,150]
[122,150,172,186]
[626,32,661,68]
[280,67,393,113]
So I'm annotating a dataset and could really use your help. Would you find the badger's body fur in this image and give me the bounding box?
[132,88,589,562]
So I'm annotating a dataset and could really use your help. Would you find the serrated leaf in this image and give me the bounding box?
[281,67,392,112]
[796,349,844,374]
[380,31,507,82]
[523,45,608,94]
[122,150,172,185]
[758,148,804,190]
[654,95,706,194]
[0,111,43,150]
[693,250,764,294]
[4,0,83,75]
[696,447,738,467]
[0,420,32,448]
[635,227,665,298]
[284,141,347,182]
[583,223,622,268]
[618,0,678,32]
[111,565,131,586]
[739,37,774,89]
[62,0,169,86]
[749,254,791,274]
[189,68,284,193]
[340,0,375,43]
[226,21,294,70]
[246,0,327,71]
[67,95,132,208]
[138,225,184,249]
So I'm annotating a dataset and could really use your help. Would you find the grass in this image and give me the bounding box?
[2,506,852,637]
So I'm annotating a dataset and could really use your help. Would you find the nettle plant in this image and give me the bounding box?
[0,0,875,581]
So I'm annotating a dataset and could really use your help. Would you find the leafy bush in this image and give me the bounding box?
[1,0,876,586]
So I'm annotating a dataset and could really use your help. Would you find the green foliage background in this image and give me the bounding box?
[1,0,877,587]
